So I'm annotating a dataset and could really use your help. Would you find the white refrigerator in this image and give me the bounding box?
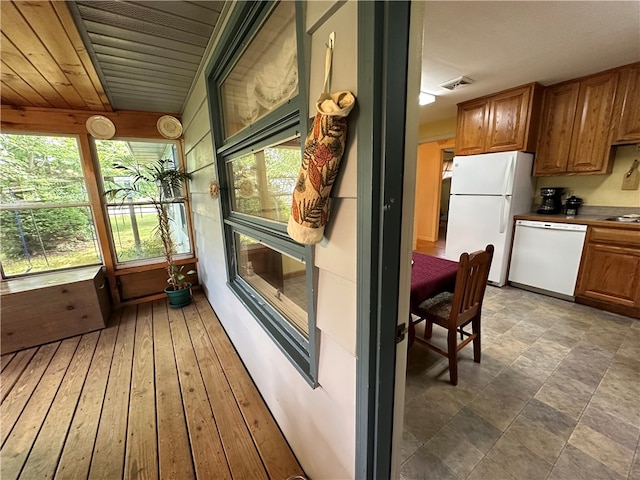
[444,151,534,286]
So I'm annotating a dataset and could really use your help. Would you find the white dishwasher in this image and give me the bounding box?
[508,219,587,300]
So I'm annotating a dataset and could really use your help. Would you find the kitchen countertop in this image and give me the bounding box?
[515,212,640,229]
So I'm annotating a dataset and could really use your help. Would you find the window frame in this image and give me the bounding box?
[95,138,194,269]
[0,132,102,278]
[205,1,319,386]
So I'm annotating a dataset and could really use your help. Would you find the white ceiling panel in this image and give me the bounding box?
[420,1,640,126]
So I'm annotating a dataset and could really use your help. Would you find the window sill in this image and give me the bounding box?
[1,265,105,294]
[113,255,197,276]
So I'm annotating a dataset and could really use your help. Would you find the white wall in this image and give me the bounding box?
[181,2,358,478]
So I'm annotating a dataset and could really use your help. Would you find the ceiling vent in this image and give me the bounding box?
[438,76,475,91]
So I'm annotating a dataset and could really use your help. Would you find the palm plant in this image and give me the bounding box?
[104,158,193,290]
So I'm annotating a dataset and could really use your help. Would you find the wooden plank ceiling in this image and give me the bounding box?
[0,1,224,115]
[1,0,111,111]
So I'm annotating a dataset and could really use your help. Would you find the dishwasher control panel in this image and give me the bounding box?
[516,219,587,232]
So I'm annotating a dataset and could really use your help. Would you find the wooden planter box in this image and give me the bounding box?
[1,266,111,354]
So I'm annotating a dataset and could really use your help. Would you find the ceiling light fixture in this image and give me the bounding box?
[438,76,475,91]
[419,92,436,105]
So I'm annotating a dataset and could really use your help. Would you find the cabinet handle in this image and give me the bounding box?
[98,283,105,289]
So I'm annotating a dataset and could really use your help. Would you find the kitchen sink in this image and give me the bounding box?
[601,216,640,223]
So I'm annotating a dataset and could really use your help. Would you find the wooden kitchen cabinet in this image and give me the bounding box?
[534,70,619,176]
[575,225,640,319]
[613,62,640,143]
[0,266,111,354]
[533,82,580,175]
[456,98,488,155]
[568,72,618,173]
[456,83,542,156]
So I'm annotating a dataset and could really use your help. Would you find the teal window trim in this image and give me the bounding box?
[205,1,318,386]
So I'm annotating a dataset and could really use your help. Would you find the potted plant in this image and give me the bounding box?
[104,158,195,307]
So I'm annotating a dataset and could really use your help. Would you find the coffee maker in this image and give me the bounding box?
[537,187,565,214]
[565,196,583,216]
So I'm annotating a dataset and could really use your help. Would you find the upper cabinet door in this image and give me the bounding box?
[485,85,531,153]
[455,98,488,155]
[455,83,542,156]
[533,82,579,176]
[614,63,640,143]
[567,72,618,173]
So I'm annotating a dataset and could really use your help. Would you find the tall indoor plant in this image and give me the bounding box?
[104,158,194,307]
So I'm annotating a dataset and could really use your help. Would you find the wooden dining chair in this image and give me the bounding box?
[412,244,494,385]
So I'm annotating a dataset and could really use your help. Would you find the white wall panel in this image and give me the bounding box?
[190,164,219,220]
[191,212,225,291]
[279,333,355,478]
[306,1,347,34]
[191,192,219,220]
[315,198,357,283]
[190,162,216,194]
[183,103,211,154]
[186,131,215,172]
[316,270,356,355]
[182,86,206,131]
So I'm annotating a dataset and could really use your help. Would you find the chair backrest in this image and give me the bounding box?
[449,244,494,327]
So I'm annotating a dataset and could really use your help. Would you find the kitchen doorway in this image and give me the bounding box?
[439,147,454,238]
[413,139,455,258]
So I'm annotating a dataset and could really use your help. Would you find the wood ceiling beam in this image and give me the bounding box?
[1,105,180,139]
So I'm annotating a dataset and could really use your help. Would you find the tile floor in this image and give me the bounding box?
[402,285,640,480]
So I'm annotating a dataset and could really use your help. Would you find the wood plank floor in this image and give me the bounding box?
[0,291,305,480]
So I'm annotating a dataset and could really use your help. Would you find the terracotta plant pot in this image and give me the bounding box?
[165,283,192,308]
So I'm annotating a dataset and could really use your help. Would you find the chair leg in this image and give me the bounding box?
[408,314,415,348]
[424,319,433,339]
[472,315,481,363]
[448,329,458,385]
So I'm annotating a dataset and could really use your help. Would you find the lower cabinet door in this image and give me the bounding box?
[576,243,640,309]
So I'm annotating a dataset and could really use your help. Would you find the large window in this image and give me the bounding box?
[208,1,318,385]
[0,134,101,277]
[96,140,192,265]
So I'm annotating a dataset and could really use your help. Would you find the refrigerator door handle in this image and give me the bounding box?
[499,156,515,233]
[499,195,509,234]
[502,155,516,196]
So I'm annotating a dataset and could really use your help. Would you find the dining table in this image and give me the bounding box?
[408,252,459,346]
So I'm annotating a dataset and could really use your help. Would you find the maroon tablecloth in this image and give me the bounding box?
[410,252,458,309]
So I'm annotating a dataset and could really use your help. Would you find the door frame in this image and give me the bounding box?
[413,138,456,249]
[355,1,420,477]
